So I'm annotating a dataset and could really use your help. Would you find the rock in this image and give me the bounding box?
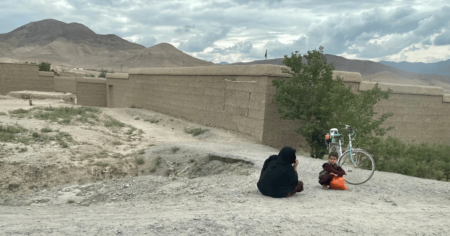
[134,117,140,120]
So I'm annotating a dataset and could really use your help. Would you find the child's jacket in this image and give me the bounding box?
[319,162,346,178]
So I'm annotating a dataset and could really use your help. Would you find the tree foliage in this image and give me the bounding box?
[98,69,107,78]
[272,46,393,158]
[38,62,51,71]
[38,62,57,75]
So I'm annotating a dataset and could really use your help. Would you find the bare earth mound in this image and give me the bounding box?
[0,95,449,235]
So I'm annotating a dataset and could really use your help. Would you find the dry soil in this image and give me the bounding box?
[0,94,449,236]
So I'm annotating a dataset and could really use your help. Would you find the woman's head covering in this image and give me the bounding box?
[278,146,296,164]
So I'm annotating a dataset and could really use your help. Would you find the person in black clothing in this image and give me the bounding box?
[257,146,304,198]
[318,152,346,189]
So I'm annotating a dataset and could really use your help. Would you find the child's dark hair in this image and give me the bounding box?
[329,152,339,159]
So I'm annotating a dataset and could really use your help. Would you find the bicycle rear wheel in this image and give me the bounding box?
[338,149,375,185]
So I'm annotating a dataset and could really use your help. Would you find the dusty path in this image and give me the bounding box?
[1,95,450,235]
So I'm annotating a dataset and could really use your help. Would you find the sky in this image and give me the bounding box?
[1,0,450,63]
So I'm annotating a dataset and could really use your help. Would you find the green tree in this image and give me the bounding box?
[272,46,393,158]
[38,62,57,75]
[38,62,51,71]
[98,69,107,78]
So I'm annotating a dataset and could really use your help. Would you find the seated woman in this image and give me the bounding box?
[257,146,304,198]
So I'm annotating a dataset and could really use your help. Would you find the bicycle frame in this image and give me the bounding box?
[329,128,356,165]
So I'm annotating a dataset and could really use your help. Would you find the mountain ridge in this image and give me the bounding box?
[0,19,214,71]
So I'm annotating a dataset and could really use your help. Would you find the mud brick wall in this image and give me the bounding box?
[54,77,77,94]
[76,78,107,107]
[0,63,54,95]
[105,66,450,150]
[107,66,284,140]
[360,82,450,145]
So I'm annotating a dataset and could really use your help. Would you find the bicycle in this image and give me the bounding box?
[325,125,375,185]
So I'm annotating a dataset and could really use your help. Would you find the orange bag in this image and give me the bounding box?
[329,176,348,190]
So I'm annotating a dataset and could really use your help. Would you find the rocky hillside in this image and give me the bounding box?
[0,19,214,71]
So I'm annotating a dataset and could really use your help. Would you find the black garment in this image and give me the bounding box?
[257,147,299,198]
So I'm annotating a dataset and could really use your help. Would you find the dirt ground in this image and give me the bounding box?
[1,94,450,235]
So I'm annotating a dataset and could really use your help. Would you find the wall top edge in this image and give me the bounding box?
[443,94,450,103]
[38,71,55,77]
[359,81,444,96]
[0,62,37,66]
[76,78,107,84]
[333,71,362,82]
[55,77,77,80]
[106,73,129,79]
[128,65,290,77]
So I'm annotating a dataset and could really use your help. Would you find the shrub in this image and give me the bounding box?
[171,147,180,153]
[38,62,51,71]
[8,183,20,191]
[9,109,30,115]
[99,69,107,78]
[364,136,450,181]
[135,157,145,165]
[0,124,28,143]
[94,161,109,167]
[104,118,125,128]
[184,127,209,136]
[41,127,53,133]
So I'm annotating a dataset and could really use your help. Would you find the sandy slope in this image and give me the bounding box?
[0,96,449,235]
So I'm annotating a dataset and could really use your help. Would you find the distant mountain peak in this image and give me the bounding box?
[0,18,144,50]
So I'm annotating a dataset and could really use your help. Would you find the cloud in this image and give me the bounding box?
[178,27,230,52]
[1,0,450,63]
[212,41,253,54]
[175,25,195,34]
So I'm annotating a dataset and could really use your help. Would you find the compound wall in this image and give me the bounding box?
[360,82,450,145]
[0,63,54,95]
[106,66,450,150]
[106,67,283,140]
[54,77,77,94]
[76,78,107,107]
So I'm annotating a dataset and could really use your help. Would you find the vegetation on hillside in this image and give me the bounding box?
[366,136,450,181]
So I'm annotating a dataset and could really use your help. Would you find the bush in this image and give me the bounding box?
[135,157,145,165]
[9,109,30,115]
[99,69,107,78]
[34,106,100,124]
[184,127,209,136]
[0,124,28,142]
[364,136,450,181]
[38,62,51,71]
[41,127,53,133]
[104,117,125,128]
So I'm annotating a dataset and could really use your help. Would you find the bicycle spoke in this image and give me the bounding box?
[339,150,375,185]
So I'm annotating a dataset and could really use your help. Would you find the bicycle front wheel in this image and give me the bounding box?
[338,149,375,185]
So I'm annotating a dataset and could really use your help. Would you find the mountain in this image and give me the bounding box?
[0,19,214,71]
[113,43,214,69]
[0,19,144,51]
[379,60,450,77]
[231,55,450,93]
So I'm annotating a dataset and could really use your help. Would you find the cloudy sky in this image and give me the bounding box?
[1,0,450,63]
